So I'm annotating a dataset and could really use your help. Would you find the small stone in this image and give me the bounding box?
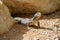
[46,38,50,40]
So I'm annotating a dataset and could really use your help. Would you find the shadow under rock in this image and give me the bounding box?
[0,24,29,40]
[30,25,53,31]
[40,11,60,19]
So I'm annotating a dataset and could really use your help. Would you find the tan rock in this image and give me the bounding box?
[0,0,15,34]
[2,0,60,16]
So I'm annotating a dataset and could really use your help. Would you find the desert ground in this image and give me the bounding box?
[0,11,60,40]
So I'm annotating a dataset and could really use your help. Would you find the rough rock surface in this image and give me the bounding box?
[0,0,15,34]
[2,0,60,16]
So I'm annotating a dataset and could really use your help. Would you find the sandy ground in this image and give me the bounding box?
[0,11,60,40]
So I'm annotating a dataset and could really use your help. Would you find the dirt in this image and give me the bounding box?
[0,11,60,40]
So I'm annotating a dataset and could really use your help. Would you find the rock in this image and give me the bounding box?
[0,0,15,34]
[2,0,60,16]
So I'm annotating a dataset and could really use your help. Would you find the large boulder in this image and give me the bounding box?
[0,0,15,34]
[2,0,60,16]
